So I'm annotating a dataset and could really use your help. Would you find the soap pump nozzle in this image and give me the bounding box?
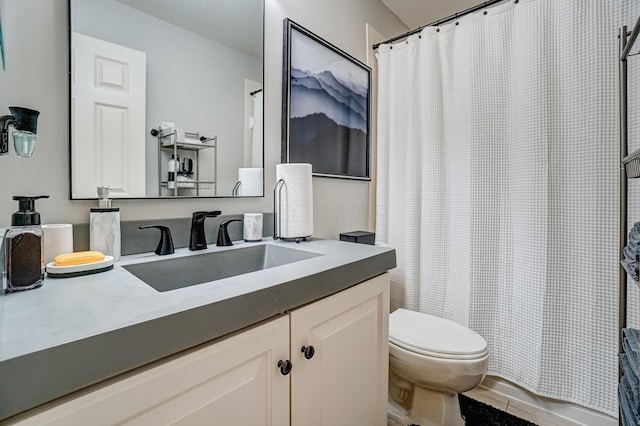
[11,195,49,226]
[97,186,112,208]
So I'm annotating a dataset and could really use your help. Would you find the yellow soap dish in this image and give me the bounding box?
[46,256,114,278]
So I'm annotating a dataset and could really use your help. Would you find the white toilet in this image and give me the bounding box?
[387,308,489,426]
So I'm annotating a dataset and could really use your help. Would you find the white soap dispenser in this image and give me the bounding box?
[89,186,121,261]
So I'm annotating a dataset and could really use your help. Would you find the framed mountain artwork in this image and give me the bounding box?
[282,19,371,180]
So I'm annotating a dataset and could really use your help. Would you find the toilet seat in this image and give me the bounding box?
[389,309,488,360]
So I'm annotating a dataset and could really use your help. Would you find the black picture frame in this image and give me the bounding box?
[282,19,371,180]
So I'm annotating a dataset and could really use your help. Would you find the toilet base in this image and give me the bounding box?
[388,387,465,426]
[411,386,464,426]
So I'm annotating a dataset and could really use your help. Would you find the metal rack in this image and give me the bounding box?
[151,128,217,196]
[618,14,640,426]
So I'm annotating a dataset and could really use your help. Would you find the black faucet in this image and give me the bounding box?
[189,211,222,251]
[139,225,174,255]
[216,219,242,246]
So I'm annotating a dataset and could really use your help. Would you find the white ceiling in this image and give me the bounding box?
[381,0,484,31]
[114,0,263,58]
[114,0,486,57]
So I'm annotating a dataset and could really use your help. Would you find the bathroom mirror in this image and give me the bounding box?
[68,0,263,199]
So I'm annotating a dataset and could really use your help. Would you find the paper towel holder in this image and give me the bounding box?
[273,178,309,243]
[232,181,241,196]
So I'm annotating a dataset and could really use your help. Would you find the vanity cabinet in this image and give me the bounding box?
[8,273,389,425]
[10,316,291,426]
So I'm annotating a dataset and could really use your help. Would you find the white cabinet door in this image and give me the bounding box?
[290,273,390,426]
[12,316,290,426]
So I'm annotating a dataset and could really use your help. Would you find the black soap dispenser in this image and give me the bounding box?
[3,195,49,293]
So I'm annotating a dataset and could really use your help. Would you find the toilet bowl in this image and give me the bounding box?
[387,308,489,426]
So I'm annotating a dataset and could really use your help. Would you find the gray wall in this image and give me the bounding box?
[0,0,407,239]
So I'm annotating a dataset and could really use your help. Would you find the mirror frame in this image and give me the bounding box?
[67,0,265,200]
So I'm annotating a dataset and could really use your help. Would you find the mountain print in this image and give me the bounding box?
[290,64,368,132]
[289,113,368,177]
[285,21,370,179]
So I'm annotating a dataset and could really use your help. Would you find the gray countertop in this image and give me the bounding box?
[0,238,395,421]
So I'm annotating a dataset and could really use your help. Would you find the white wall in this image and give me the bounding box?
[0,0,407,238]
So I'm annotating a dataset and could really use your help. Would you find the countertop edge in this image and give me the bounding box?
[0,248,396,421]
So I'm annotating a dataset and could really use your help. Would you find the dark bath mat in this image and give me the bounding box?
[459,394,538,426]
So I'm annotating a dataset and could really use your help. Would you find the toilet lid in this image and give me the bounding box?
[389,309,488,359]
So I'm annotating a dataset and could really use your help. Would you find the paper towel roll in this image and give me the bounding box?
[41,224,74,264]
[275,163,313,239]
[238,168,263,196]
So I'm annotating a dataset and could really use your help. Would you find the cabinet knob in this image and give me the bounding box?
[277,359,293,375]
[301,345,315,359]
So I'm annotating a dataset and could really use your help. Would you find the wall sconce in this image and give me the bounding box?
[0,106,40,157]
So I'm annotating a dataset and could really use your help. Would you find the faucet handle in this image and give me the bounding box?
[139,225,174,255]
[216,219,242,246]
[192,210,222,219]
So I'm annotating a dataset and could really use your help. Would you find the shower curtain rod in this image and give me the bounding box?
[373,0,508,49]
[621,13,640,60]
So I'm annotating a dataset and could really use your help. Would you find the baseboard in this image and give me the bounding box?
[463,376,617,426]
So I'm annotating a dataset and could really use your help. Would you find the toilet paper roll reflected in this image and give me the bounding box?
[238,168,263,196]
[42,224,73,264]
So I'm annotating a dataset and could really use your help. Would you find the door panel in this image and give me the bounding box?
[290,274,390,426]
[72,32,146,198]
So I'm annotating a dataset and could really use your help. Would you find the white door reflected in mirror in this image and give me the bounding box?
[72,33,146,198]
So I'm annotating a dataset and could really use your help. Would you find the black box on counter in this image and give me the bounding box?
[339,231,375,245]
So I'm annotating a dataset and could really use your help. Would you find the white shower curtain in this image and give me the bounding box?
[251,90,264,168]
[376,0,640,416]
